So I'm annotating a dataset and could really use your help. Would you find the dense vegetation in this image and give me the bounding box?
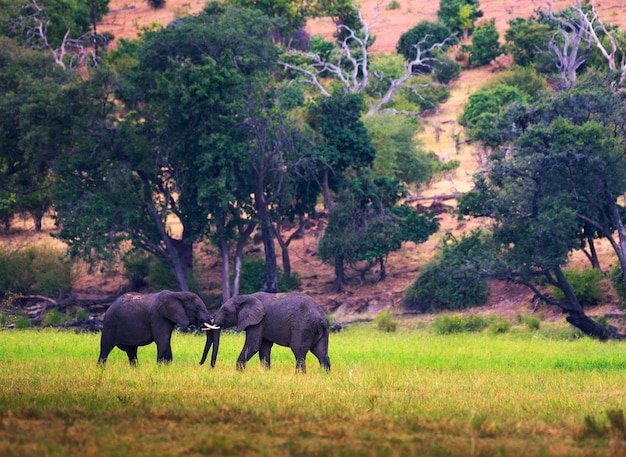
[1,0,626,338]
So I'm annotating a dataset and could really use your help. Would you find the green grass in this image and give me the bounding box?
[2,322,626,456]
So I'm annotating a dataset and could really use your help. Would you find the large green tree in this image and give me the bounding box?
[319,174,438,291]
[457,72,626,339]
[0,36,70,232]
[54,3,278,292]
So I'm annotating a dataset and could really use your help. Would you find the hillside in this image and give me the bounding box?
[5,0,625,326]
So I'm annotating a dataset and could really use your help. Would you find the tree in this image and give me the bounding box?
[396,20,457,68]
[8,0,110,69]
[437,0,483,40]
[54,3,278,293]
[306,91,376,209]
[319,174,438,291]
[226,0,309,46]
[457,72,626,339]
[362,114,438,186]
[0,36,69,232]
[280,3,457,116]
[465,19,501,67]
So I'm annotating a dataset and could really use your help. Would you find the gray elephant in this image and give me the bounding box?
[98,290,220,366]
[201,292,330,373]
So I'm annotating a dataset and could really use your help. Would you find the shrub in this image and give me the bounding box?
[550,268,603,307]
[404,232,490,312]
[609,265,626,309]
[375,311,397,332]
[75,308,89,322]
[432,314,488,334]
[386,0,400,10]
[520,314,541,330]
[15,315,32,329]
[0,245,72,299]
[43,309,68,326]
[488,316,511,334]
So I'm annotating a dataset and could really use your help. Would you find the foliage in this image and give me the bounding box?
[0,245,72,299]
[363,114,437,186]
[504,17,554,70]
[431,54,461,84]
[492,66,546,99]
[550,268,603,308]
[319,174,439,289]
[0,37,69,230]
[43,308,67,326]
[374,310,397,332]
[437,0,483,38]
[457,72,626,338]
[9,0,110,49]
[432,314,488,334]
[464,19,501,67]
[404,231,490,312]
[396,20,457,64]
[610,265,626,309]
[232,257,301,295]
[53,2,280,291]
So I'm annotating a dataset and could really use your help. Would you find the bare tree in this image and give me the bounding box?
[573,0,626,82]
[279,2,456,116]
[12,0,99,70]
[537,0,593,90]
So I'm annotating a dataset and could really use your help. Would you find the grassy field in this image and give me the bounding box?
[2,320,626,456]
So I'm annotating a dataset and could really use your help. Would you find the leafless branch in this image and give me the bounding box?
[278,2,455,116]
[12,0,96,71]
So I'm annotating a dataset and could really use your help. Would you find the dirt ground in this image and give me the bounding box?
[6,0,626,324]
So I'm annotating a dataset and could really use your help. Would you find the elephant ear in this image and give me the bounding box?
[237,296,265,332]
[156,291,190,327]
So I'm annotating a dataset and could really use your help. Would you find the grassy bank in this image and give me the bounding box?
[1,321,626,456]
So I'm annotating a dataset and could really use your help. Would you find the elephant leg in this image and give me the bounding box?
[98,328,117,365]
[236,332,262,371]
[259,340,273,369]
[118,344,139,366]
[155,333,174,364]
[291,348,308,374]
[311,338,331,372]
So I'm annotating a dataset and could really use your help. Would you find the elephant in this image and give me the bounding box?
[98,290,220,366]
[201,292,330,373]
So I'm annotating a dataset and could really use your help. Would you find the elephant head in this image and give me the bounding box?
[155,291,213,330]
[199,294,265,367]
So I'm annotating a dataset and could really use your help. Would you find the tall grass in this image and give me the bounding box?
[2,322,626,456]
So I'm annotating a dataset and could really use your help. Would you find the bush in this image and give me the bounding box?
[520,314,541,330]
[0,245,72,299]
[43,309,67,326]
[403,232,490,312]
[609,265,626,309]
[235,257,301,294]
[432,314,488,334]
[15,315,32,329]
[550,268,603,307]
[488,316,511,334]
[375,311,397,332]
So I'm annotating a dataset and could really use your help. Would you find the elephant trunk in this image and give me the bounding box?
[200,328,220,368]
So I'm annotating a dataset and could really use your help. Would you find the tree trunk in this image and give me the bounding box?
[332,255,344,292]
[218,235,230,302]
[585,234,601,270]
[256,189,278,293]
[322,169,332,210]
[273,221,291,279]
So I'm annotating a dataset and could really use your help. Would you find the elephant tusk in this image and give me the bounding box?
[202,322,220,330]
